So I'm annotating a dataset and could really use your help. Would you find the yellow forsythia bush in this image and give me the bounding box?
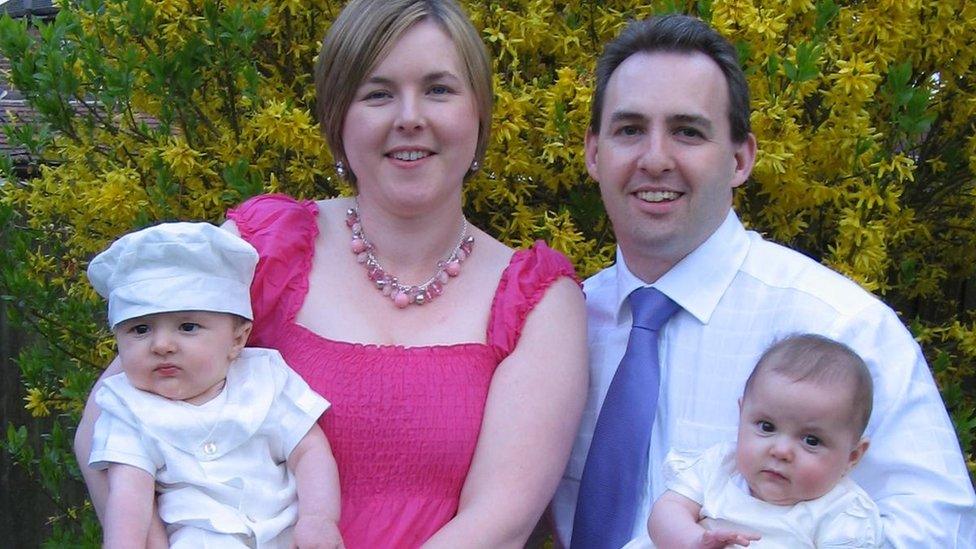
[0,0,973,543]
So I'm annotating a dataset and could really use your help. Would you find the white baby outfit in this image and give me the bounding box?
[625,442,883,548]
[90,347,330,548]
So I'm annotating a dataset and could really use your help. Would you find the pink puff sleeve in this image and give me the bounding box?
[226,194,319,348]
[487,241,582,360]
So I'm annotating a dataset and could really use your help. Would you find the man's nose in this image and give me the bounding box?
[636,131,675,176]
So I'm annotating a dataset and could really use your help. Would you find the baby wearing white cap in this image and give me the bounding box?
[87,223,342,549]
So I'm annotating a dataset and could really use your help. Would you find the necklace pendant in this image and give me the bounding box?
[348,201,472,309]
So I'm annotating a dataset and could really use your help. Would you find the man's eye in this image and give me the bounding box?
[676,127,703,138]
[758,421,775,433]
[179,323,200,332]
[803,435,821,447]
[616,125,642,136]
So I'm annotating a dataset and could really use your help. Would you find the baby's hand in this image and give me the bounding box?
[291,517,344,549]
[699,528,761,548]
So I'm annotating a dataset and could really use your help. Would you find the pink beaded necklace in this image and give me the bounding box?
[346,204,474,308]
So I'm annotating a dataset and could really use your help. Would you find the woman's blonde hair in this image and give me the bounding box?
[314,0,492,185]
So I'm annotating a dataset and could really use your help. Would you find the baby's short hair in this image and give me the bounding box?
[744,334,874,436]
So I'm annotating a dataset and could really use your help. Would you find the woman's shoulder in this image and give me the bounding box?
[504,240,580,286]
[226,193,318,236]
[486,238,582,357]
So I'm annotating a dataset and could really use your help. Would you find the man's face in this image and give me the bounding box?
[586,51,756,280]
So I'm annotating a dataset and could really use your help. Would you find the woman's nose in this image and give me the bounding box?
[395,95,425,132]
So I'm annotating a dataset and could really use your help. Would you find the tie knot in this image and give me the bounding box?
[629,287,679,331]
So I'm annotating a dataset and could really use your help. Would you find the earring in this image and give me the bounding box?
[470,160,480,172]
[335,161,346,178]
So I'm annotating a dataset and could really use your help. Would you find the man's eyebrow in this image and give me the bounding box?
[669,113,713,132]
[608,110,648,125]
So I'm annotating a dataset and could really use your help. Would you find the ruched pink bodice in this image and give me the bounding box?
[228,194,578,548]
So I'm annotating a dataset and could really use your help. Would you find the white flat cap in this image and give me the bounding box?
[87,222,258,328]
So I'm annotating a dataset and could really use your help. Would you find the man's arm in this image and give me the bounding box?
[102,464,156,549]
[287,424,343,549]
[840,308,976,548]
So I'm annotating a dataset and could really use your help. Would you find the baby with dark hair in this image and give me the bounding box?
[647,334,882,548]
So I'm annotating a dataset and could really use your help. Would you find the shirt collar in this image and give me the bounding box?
[612,209,750,324]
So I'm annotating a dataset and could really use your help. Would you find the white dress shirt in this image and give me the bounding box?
[91,348,330,548]
[552,210,975,549]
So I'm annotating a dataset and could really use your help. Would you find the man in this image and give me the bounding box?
[551,14,975,548]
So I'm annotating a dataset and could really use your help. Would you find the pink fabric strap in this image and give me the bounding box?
[227,194,318,348]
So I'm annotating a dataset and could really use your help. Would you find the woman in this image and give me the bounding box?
[75,0,587,546]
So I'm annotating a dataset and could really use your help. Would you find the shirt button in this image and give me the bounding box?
[203,441,217,455]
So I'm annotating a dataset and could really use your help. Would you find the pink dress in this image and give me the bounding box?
[228,194,579,548]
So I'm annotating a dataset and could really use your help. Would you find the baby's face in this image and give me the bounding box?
[735,372,868,505]
[115,311,250,405]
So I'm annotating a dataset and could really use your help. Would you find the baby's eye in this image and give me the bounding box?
[803,435,822,447]
[179,323,200,333]
[130,324,150,335]
[758,421,775,433]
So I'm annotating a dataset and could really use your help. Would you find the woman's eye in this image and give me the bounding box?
[179,323,200,332]
[758,421,775,433]
[363,90,390,101]
[803,435,821,447]
[429,84,450,95]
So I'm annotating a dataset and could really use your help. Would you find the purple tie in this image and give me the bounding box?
[571,287,680,549]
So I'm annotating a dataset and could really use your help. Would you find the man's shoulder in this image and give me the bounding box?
[582,262,617,293]
[739,231,886,316]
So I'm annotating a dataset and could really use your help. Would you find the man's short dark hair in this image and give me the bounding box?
[744,334,874,437]
[590,14,751,143]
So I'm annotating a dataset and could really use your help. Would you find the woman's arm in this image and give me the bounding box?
[75,357,170,546]
[423,277,588,548]
[73,356,122,521]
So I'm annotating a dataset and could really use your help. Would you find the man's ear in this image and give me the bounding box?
[730,133,757,189]
[846,437,870,473]
[584,129,600,182]
[229,320,252,360]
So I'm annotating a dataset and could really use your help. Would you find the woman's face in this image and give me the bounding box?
[342,20,480,214]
